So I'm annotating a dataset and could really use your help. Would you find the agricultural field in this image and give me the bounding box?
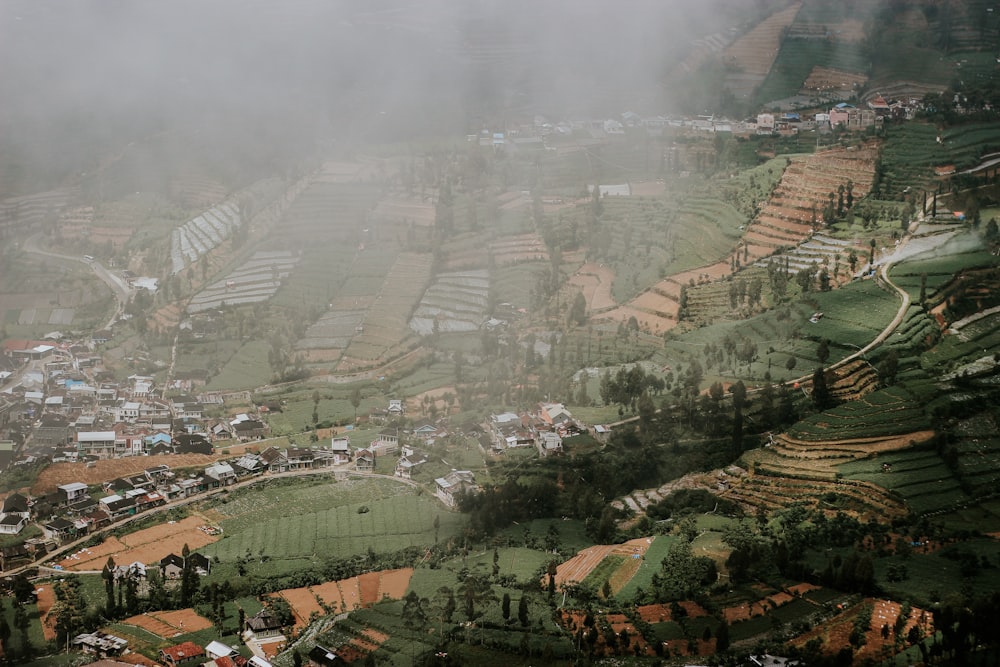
[756,37,870,107]
[409,269,489,335]
[722,2,803,101]
[198,477,464,572]
[187,250,299,313]
[838,448,969,516]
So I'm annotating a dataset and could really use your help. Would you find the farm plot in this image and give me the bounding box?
[170,200,241,275]
[566,262,616,313]
[187,250,299,313]
[722,2,803,100]
[552,537,653,590]
[790,598,932,665]
[489,233,548,266]
[276,568,413,627]
[339,252,432,370]
[786,384,931,442]
[370,196,436,227]
[755,37,869,105]
[409,269,489,335]
[58,515,221,571]
[201,485,461,566]
[123,609,214,638]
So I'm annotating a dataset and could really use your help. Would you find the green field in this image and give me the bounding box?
[199,477,465,566]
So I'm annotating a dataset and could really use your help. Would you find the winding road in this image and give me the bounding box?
[23,233,131,331]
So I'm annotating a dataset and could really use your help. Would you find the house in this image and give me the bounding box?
[205,640,239,660]
[260,447,288,473]
[159,641,206,666]
[0,514,27,534]
[387,399,404,416]
[58,482,89,505]
[33,413,71,445]
[536,431,563,457]
[160,553,184,579]
[370,428,399,456]
[308,645,339,667]
[205,463,237,486]
[0,544,31,570]
[394,448,428,479]
[232,419,268,441]
[411,422,439,444]
[160,551,211,579]
[355,449,375,472]
[434,470,476,509]
[100,495,137,520]
[77,431,117,459]
[72,631,128,658]
[284,448,317,470]
[2,493,30,519]
[245,608,284,639]
[232,453,263,477]
[330,436,352,464]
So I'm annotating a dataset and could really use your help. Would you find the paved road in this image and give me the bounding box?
[23,233,131,330]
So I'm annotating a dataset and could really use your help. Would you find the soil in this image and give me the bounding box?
[35,583,58,641]
[276,569,413,629]
[277,588,325,628]
[122,609,212,639]
[58,514,221,571]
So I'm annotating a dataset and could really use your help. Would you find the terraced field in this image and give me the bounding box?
[603,145,876,334]
[409,269,489,335]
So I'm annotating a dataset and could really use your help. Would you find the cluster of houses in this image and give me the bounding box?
[72,607,289,667]
[487,402,583,458]
[1,339,270,469]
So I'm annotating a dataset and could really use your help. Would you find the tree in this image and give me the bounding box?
[180,543,200,606]
[350,388,361,423]
[816,338,830,364]
[13,603,30,658]
[0,611,10,658]
[501,593,511,622]
[716,621,730,652]
[812,367,834,410]
[402,590,429,630]
[518,594,530,627]
[569,292,587,326]
[102,557,116,616]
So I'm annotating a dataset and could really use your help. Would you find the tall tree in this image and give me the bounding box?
[102,557,116,616]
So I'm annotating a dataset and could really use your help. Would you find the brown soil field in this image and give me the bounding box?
[33,454,223,495]
[803,66,867,93]
[378,568,413,599]
[58,515,220,571]
[567,262,617,312]
[722,3,802,76]
[311,581,345,613]
[791,598,932,663]
[554,538,652,589]
[277,569,413,629]
[152,609,214,634]
[36,583,58,642]
[122,613,179,639]
[278,588,325,628]
[358,571,380,606]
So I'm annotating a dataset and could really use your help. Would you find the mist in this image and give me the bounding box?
[0,0,754,197]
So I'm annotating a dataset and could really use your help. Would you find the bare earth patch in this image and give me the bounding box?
[58,515,220,571]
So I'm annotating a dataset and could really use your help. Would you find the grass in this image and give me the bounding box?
[196,477,467,585]
[615,535,676,601]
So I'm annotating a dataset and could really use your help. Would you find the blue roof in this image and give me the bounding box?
[834,103,855,109]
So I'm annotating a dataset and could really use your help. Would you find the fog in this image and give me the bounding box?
[0,0,757,196]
